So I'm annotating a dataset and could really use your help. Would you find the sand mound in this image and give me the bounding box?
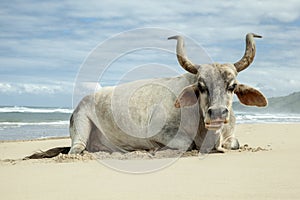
[1,143,271,165]
[92,149,200,160]
[238,144,271,152]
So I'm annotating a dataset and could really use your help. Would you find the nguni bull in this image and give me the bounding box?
[27,33,267,159]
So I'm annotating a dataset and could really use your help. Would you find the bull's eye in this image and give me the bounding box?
[198,82,208,93]
[228,83,237,92]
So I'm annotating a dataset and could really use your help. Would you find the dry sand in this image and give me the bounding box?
[0,124,300,200]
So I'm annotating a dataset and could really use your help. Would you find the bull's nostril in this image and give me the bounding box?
[208,107,228,120]
[222,108,228,115]
[208,108,212,116]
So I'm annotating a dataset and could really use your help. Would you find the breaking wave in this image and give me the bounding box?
[235,112,300,124]
[0,121,69,127]
[0,106,73,114]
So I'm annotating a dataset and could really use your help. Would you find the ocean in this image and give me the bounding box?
[0,106,72,141]
[0,106,300,141]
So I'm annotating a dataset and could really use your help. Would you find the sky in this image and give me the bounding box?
[0,0,300,107]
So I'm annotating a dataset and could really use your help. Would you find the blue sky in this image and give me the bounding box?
[0,0,300,107]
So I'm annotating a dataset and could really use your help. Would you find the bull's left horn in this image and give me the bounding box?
[168,35,198,74]
[234,33,262,72]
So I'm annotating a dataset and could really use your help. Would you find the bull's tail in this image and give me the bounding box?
[24,147,70,159]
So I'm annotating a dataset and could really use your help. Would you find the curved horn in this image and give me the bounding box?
[168,35,198,74]
[234,33,262,72]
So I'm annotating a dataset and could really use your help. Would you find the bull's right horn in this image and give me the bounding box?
[168,35,198,74]
[234,33,262,72]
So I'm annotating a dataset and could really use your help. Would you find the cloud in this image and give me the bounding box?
[237,67,300,97]
[0,0,300,106]
[0,83,13,93]
[0,82,72,95]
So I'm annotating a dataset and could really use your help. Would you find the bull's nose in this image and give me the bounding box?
[207,107,228,120]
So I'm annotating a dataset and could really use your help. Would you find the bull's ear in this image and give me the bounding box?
[175,84,199,108]
[235,84,267,107]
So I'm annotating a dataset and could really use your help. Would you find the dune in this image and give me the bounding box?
[0,124,300,200]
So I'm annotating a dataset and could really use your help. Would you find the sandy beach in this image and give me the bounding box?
[0,123,300,200]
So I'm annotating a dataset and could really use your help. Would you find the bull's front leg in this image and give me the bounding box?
[198,130,224,154]
[218,124,240,151]
[215,128,240,152]
[213,129,228,153]
[195,127,240,153]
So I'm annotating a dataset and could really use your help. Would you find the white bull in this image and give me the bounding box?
[27,33,267,159]
[68,33,267,154]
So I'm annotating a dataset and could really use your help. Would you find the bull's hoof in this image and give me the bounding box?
[222,137,240,150]
[69,143,85,154]
[216,146,228,153]
[230,138,240,150]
